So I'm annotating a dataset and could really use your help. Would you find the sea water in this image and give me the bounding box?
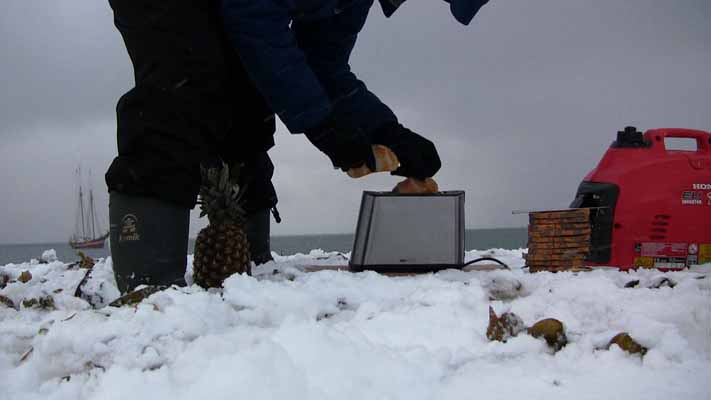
[0,228,527,265]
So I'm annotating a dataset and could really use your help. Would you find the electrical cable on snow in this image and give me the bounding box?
[462,257,510,270]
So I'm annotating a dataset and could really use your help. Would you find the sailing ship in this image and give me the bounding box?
[69,169,109,249]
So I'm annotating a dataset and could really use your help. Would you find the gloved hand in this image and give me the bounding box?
[372,122,441,179]
[304,113,376,172]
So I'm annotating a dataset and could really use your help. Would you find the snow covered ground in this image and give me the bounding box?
[1,249,710,400]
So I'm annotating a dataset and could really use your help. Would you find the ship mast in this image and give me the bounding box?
[70,166,108,247]
[89,189,97,239]
[78,175,87,239]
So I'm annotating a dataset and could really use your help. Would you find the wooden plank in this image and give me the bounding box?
[526,248,589,258]
[532,222,589,229]
[529,209,590,220]
[529,223,591,232]
[525,255,588,262]
[528,265,588,273]
[524,253,586,262]
[529,216,589,225]
[528,230,591,239]
[529,222,590,230]
[529,229,590,238]
[530,218,589,225]
[535,208,590,216]
[528,235,591,244]
[528,265,565,273]
[527,245,590,252]
[532,230,587,238]
[526,256,587,264]
[524,252,587,260]
[526,259,586,268]
[528,242,590,250]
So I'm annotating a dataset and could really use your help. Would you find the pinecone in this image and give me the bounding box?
[193,162,251,289]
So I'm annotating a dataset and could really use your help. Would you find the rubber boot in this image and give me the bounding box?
[245,209,274,265]
[109,192,189,294]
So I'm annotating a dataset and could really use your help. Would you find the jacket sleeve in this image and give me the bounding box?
[292,0,397,137]
[219,0,332,133]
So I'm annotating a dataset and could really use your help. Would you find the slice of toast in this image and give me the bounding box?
[346,145,400,178]
[393,178,439,194]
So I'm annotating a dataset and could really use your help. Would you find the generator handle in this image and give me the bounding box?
[647,129,711,153]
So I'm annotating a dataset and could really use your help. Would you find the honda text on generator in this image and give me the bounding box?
[570,127,711,270]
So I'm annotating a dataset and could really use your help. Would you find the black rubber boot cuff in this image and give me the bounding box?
[109,192,189,294]
[245,209,273,265]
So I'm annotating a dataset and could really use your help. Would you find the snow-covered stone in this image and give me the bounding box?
[41,249,58,264]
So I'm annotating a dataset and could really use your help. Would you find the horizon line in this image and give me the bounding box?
[0,226,528,246]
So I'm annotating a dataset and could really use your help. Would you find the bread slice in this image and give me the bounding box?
[393,178,439,194]
[346,145,400,178]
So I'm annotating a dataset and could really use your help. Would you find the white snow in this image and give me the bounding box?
[1,249,710,400]
[41,249,58,264]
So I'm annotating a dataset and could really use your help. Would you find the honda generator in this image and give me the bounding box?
[569,127,711,270]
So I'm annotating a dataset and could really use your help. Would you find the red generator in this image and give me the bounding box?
[570,127,711,270]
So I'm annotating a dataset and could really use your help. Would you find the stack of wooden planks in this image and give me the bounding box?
[525,208,591,272]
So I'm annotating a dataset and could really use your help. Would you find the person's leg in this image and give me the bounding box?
[109,193,189,293]
[106,0,233,293]
[245,209,274,265]
[240,152,279,264]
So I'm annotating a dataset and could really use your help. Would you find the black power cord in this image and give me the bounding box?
[462,257,510,270]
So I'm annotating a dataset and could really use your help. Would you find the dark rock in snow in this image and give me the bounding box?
[607,332,647,356]
[528,318,567,351]
[22,296,56,310]
[18,270,33,283]
[649,277,676,289]
[0,294,16,309]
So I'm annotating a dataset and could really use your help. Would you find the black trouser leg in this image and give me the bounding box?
[110,192,189,294]
[245,209,274,265]
[237,152,278,265]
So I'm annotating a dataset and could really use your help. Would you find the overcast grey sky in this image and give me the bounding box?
[1,0,709,244]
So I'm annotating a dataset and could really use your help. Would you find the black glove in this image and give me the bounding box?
[372,122,441,179]
[305,113,376,172]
